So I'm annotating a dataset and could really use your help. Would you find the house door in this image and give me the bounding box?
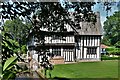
[63,48,74,61]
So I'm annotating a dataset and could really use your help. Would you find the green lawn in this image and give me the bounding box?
[48,60,118,79]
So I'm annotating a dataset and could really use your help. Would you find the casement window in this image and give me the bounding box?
[87,47,97,54]
[52,48,61,56]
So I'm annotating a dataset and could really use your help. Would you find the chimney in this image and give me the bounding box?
[95,12,102,35]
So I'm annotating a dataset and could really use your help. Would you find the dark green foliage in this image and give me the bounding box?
[1,19,28,79]
[114,41,120,47]
[2,2,40,20]
[101,55,119,60]
[102,11,120,46]
[3,18,32,45]
[106,47,120,55]
[2,32,28,79]
[2,32,19,64]
[21,45,27,54]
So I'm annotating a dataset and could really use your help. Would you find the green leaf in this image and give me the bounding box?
[7,71,16,79]
[3,56,17,71]
[6,61,17,71]
[3,70,16,79]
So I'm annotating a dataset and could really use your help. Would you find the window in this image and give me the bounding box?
[87,47,97,54]
[52,48,61,56]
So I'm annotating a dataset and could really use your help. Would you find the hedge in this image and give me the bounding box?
[106,47,120,55]
[101,55,119,60]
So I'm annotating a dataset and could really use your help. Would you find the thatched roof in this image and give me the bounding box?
[72,12,102,35]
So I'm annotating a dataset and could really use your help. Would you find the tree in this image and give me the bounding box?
[102,11,120,46]
[3,18,32,45]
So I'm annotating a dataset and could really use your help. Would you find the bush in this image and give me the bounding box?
[21,45,27,54]
[106,47,120,55]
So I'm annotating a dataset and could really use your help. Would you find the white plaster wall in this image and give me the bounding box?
[77,49,81,60]
[84,48,87,59]
[97,47,100,59]
[61,48,63,56]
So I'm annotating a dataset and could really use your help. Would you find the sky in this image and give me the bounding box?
[92,2,119,27]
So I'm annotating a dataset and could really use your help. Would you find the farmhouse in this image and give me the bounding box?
[27,12,102,63]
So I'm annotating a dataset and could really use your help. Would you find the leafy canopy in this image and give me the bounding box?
[3,18,32,45]
[102,11,120,46]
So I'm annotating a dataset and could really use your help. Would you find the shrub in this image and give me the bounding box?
[106,47,120,55]
[101,55,119,60]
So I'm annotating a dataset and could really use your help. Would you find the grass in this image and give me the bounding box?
[47,60,118,79]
